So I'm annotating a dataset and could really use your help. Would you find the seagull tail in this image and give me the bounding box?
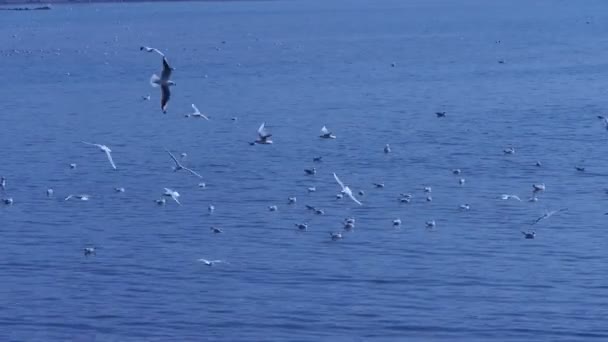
[150,74,161,87]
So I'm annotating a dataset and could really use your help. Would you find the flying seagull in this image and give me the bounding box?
[150,57,175,113]
[499,194,522,201]
[81,141,117,170]
[186,104,209,120]
[319,126,336,139]
[251,122,272,145]
[333,172,362,206]
[165,149,202,178]
[163,188,181,205]
[140,46,165,57]
[198,258,225,266]
[532,208,567,225]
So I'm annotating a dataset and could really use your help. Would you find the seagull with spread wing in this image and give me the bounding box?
[81,141,117,170]
[150,57,176,113]
[251,122,273,145]
[333,173,362,206]
[165,149,202,178]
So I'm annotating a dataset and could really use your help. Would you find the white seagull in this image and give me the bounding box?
[150,57,176,113]
[319,126,336,139]
[165,149,202,178]
[186,104,209,120]
[81,141,117,170]
[64,194,90,201]
[252,122,273,145]
[499,194,522,201]
[198,258,225,266]
[140,46,165,56]
[163,188,181,205]
[333,173,362,206]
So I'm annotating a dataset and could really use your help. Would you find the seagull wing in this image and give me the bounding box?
[165,149,181,168]
[160,85,171,113]
[64,194,73,201]
[183,167,203,178]
[511,195,522,201]
[347,192,363,206]
[191,103,200,114]
[161,57,172,80]
[171,194,181,205]
[104,149,117,170]
[333,172,346,190]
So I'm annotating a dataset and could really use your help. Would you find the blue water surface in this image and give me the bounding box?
[2,0,608,341]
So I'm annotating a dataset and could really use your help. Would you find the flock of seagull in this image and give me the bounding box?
[3,44,594,263]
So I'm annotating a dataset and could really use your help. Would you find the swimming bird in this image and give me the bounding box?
[141,95,151,101]
[336,193,344,199]
[81,141,117,170]
[426,196,433,202]
[499,194,521,201]
[3,198,13,205]
[46,188,53,197]
[307,186,316,193]
[503,147,515,154]
[198,182,207,189]
[185,104,209,120]
[304,168,316,175]
[268,205,278,211]
[288,197,297,204]
[295,223,308,231]
[163,188,181,205]
[140,46,165,56]
[532,183,546,192]
[333,173,362,206]
[535,161,542,167]
[436,111,446,118]
[373,183,385,188]
[83,247,96,256]
[459,204,470,210]
[575,166,585,172]
[208,204,215,213]
[528,196,539,202]
[393,218,401,227]
[522,231,536,239]
[315,208,325,215]
[330,232,343,240]
[0,177,5,190]
[426,220,436,228]
[305,205,316,211]
[459,178,466,186]
[423,186,432,193]
[313,156,323,162]
[358,190,364,196]
[64,194,90,201]
[69,163,77,169]
[150,57,175,113]
[210,226,223,234]
[198,258,224,266]
[597,115,608,130]
[384,144,391,153]
[532,208,567,225]
[452,169,461,175]
[165,149,202,178]
[114,187,125,193]
[319,126,336,139]
[155,198,166,205]
[252,122,272,145]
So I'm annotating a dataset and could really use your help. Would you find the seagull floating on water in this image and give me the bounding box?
[268,205,278,211]
[330,232,343,240]
[503,147,515,154]
[522,231,536,239]
[319,126,336,139]
[307,186,316,193]
[114,187,125,193]
[3,198,14,205]
[393,218,401,227]
[288,197,297,204]
[165,149,202,178]
[69,163,77,169]
[150,57,175,113]
[46,188,53,197]
[533,183,546,192]
[208,204,215,213]
[459,204,470,210]
[384,144,391,153]
[426,220,436,228]
[304,168,316,175]
[81,141,117,170]
[83,247,96,256]
[373,183,385,188]
[210,226,223,234]
[0,177,5,190]
[155,198,166,205]
[313,156,323,162]
[459,178,466,186]
[295,223,308,231]
[436,111,446,118]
